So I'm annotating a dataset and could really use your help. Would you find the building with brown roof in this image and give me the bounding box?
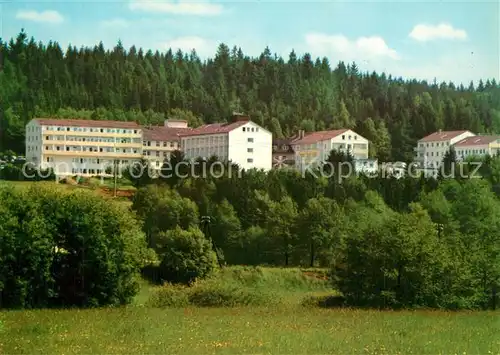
[290,128,370,171]
[142,119,191,169]
[454,135,500,160]
[26,118,143,176]
[271,130,304,168]
[180,113,272,171]
[415,129,475,168]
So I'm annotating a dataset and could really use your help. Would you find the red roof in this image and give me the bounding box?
[292,129,349,145]
[419,130,471,142]
[143,126,192,142]
[454,135,500,147]
[34,118,140,129]
[179,120,249,137]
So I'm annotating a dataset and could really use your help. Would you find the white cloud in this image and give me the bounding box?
[15,10,64,24]
[304,33,400,61]
[129,0,223,16]
[100,19,130,28]
[409,23,467,42]
[161,36,217,56]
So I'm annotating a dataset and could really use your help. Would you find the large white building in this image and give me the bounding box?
[26,118,142,176]
[291,129,373,173]
[414,130,475,168]
[180,115,272,171]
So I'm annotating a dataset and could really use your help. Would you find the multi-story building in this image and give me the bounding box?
[25,119,142,176]
[142,119,191,169]
[414,130,475,168]
[272,131,304,168]
[454,135,500,160]
[180,114,272,171]
[291,129,370,171]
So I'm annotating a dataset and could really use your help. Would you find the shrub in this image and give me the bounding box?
[157,226,218,284]
[0,184,149,308]
[147,283,190,307]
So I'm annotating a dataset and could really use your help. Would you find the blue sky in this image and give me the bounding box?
[1,0,499,85]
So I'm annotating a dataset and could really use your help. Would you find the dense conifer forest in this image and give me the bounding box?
[1,29,500,158]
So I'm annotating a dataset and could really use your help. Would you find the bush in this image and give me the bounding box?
[147,278,281,308]
[147,283,190,307]
[0,184,149,308]
[157,226,218,284]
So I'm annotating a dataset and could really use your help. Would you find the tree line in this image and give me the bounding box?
[1,30,500,161]
[1,150,499,309]
[129,151,500,310]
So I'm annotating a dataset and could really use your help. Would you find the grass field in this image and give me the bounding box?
[1,306,499,354]
[1,267,499,354]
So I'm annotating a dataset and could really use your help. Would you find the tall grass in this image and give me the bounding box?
[148,266,335,308]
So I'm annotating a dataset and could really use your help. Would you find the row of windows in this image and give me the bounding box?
[43,126,139,134]
[419,142,450,148]
[47,136,139,144]
[44,145,138,154]
[143,151,171,158]
[457,149,488,156]
[242,127,259,133]
[144,141,178,148]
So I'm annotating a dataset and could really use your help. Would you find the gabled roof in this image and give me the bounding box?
[419,130,472,142]
[179,120,250,137]
[292,129,349,145]
[143,127,191,142]
[454,135,500,147]
[33,118,140,129]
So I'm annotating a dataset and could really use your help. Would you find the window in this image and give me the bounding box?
[147,141,151,146]
[251,128,255,132]
[348,135,351,140]
[342,135,345,140]
[247,158,253,163]
[247,148,253,153]
[134,130,137,134]
[156,151,160,157]
[243,127,246,132]
[66,147,69,151]
[247,138,254,143]
[163,142,167,147]
[256,128,259,132]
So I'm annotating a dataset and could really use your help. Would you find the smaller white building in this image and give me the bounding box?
[291,129,370,173]
[454,135,500,161]
[180,114,272,171]
[414,130,475,169]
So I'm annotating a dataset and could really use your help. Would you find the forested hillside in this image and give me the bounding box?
[1,29,500,159]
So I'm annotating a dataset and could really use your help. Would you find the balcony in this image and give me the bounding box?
[43,150,142,159]
[43,130,141,138]
[43,140,142,149]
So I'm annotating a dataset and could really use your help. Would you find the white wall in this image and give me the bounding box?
[418,131,475,168]
[181,134,229,161]
[25,120,42,167]
[228,122,272,171]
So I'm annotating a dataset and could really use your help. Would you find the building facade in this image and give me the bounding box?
[142,119,191,169]
[180,115,272,171]
[272,131,304,168]
[414,130,475,168]
[454,135,500,160]
[26,119,142,176]
[291,129,370,171]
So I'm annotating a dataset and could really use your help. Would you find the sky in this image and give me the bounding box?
[1,0,499,85]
